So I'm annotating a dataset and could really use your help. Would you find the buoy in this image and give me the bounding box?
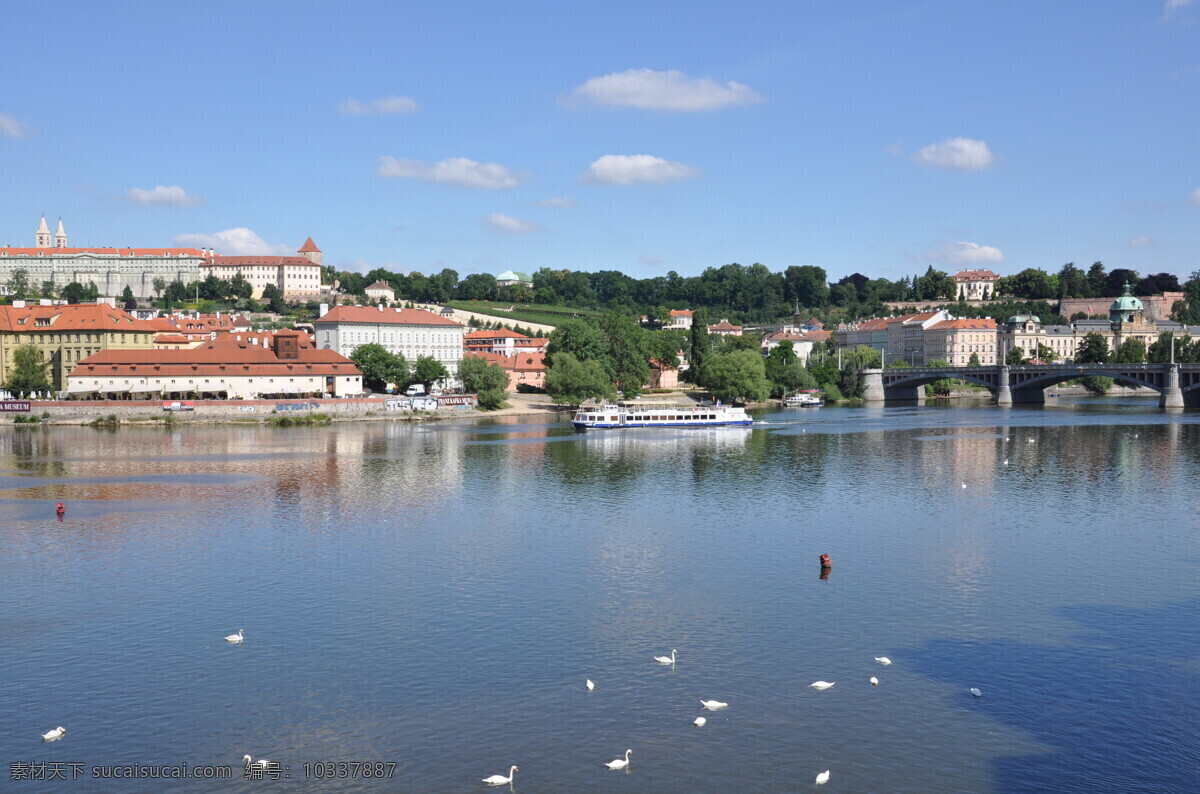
[55,502,65,516]
[819,553,832,569]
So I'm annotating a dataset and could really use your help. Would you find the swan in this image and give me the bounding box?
[604,749,632,770]
[482,765,518,786]
[870,676,879,686]
[41,727,66,741]
[693,716,706,727]
[1003,459,1009,465]
[653,649,677,665]
[700,699,728,710]
[242,755,268,768]
[875,656,892,665]
[970,688,983,698]
[1028,438,1035,444]
[809,681,835,690]
[961,482,967,489]
[586,679,595,691]
[816,769,831,785]
[224,629,244,644]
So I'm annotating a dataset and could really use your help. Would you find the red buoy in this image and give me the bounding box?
[55,502,65,516]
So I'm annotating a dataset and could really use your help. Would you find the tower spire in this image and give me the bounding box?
[36,214,51,248]
[54,217,67,248]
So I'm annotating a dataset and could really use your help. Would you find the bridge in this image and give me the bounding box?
[860,364,1200,408]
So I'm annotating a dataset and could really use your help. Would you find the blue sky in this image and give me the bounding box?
[1,1,1198,282]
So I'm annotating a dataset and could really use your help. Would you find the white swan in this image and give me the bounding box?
[875,656,892,665]
[653,649,677,665]
[41,727,66,741]
[482,765,518,786]
[970,688,983,698]
[693,716,706,727]
[961,482,967,489]
[242,754,268,768]
[224,629,244,644]
[1003,459,1009,465]
[700,699,728,710]
[869,676,879,686]
[816,769,831,785]
[586,679,595,691]
[604,749,632,770]
[810,681,835,690]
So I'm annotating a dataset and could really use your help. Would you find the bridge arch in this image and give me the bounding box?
[884,374,999,393]
[1011,368,1163,394]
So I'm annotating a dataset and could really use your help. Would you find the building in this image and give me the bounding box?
[887,310,952,365]
[761,331,816,364]
[364,280,395,303]
[664,309,694,330]
[953,269,1000,301]
[999,315,1077,362]
[496,270,533,288]
[200,238,326,301]
[67,331,361,400]
[707,319,743,336]
[1059,291,1183,323]
[465,351,545,391]
[0,301,157,389]
[835,317,890,352]
[463,328,545,357]
[314,304,464,379]
[1,216,205,299]
[998,285,1169,362]
[922,318,998,366]
[648,358,681,390]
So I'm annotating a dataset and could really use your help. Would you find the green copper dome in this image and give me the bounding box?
[1109,283,1143,322]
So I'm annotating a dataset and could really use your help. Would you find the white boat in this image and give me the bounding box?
[782,390,823,407]
[571,403,753,430]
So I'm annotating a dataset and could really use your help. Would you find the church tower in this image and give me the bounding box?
[35,215,51,248]
[54,218,68,248]
[298,236,323,266]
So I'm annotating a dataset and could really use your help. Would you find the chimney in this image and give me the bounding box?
[378,304,384,312]
[319,303,329,317]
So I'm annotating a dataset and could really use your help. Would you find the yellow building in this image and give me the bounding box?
[0,301,157,390]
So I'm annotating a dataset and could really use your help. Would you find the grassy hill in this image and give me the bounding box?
[446,301,604,328]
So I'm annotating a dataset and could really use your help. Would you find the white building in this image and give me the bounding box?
[496,270,532,288]
[953,269,1000,301]
[200,237,326,300]
[314,304,465,378]
[664,309,694,330]
[922,318,998,366]
[1,216,204,298]
[365,280,396,303]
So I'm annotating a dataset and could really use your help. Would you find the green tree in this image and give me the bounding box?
[458,355,510,409]
[1035,344,1058,364]
[686,311,711,383]
[1005,347,1026,366]
[1007,268,1055,300]
[544,352,616,405]
[262,283,286,314]
[1079,376,1114,394]
[412,356,449,391]
[1075,332,1111,363]
[121,285,135,303]
[198,274,225,301]
[703,350,771,404]
[598,312,650,397]
[1087,261,1108,297]
[783,265,829,307]
[544,318,607,368]
[967,352,981,366]
[152,277,166,303]
[1113,337,1146,363]
[40,281,58,300]
[228,274,253,302]
[6,268,31,300]
[349,343,409,391]
[4,344,52,396]
[764,341,817,397]
[925,358,954,396]
[914,265,954,301]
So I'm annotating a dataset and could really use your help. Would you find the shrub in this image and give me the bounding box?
[515,383,546,394]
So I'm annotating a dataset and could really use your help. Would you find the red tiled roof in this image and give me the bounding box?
[0,303,158,333]
[0,247,204,257]
[669,309,694,317]
[366,281,394,291]
[74,337,357,378]
[153,334,192,344]
[927,318,998,331]
[805,330,832,342]
[316,305,463,327]
[953,269,999,281]
[298,237,321,253]
[855,318,891,331]
[708,320,742,331]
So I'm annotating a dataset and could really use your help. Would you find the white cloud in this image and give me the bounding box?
[927,241,1005,266]
[639,254,664,266]
[173,228,294,255]
[1164,0,1194,18]
[569,68,763,111]
[377,156,526,189]
[537,196,578,208]
[0,112,28,138]
[581,154,701,185]
[1127,235,1155,247]
[482,213,544,234]
[912,137,995,171]
[125,185,203,207]
[339,96,421,115]
[1190,187,1200,205]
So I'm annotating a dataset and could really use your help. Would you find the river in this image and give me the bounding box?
[1,396,1197,792]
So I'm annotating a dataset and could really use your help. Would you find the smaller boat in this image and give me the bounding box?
[782,390,823,407]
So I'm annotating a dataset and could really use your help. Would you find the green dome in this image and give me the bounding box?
[1109,283,1143,313]
[1006,314,1041,324]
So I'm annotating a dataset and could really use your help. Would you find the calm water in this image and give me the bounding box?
[2,397,1198,792]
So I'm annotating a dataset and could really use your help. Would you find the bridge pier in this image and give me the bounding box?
[1161,365,1184,409]
[996,366,1011,406]
[861,368,885,402]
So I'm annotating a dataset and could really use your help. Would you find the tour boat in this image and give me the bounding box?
[571,403,753,430]
[782,390,823,407]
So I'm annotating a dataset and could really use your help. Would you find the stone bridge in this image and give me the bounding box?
[861,364,1200,408]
